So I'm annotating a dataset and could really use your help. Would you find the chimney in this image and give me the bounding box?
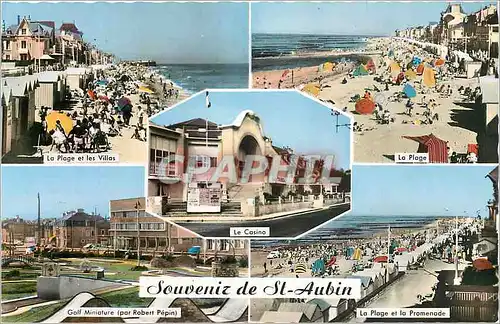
[17,15,20,25]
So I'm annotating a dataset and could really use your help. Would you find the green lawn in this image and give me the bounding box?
[2,282,37,301]
[2,302,65,323]
[98,287,153,307]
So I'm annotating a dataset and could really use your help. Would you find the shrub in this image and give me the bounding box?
[238,256,248,268]
[4,269,21,278]
[220,256,238,264]
[130,265,148,271]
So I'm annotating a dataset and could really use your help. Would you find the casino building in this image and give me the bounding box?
[147,110,341,216]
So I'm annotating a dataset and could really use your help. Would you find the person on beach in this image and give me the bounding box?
[263,262,267,273]
[49,129,69,153]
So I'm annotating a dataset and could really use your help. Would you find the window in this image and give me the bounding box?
[5,55,10,60]
[210,157,217,167]
[5,40,10,50]
[21,41,27,49]
[20,54,27,61]
[21,29,26,35]
[207,240,214,250]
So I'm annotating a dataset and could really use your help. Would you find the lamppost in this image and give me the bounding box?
[135,200,141,267]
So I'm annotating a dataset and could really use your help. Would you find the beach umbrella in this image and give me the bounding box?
[412,57,422,66]
[138,86,154,94]
[118,96,131,109]
[405,69,417,80]
[403,83,417,98]
[374,92,388,107]
[389,61,401,77]
[473,258,494,271]
[373,255,388,263]
[355,98,375,115]
[98,95,110,102]
[416,63,425,75]
[87,89,97,100]
[326,256,337,267]
[434,58,445,67]
[46,111,73,134]
[187,246,201,255]
[303,83,321,97]
[423,66,436,88]
[295,263,307,274]
[96,80,108,87]
[396,247,408,253]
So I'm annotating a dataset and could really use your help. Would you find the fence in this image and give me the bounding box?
[445,285,498,322]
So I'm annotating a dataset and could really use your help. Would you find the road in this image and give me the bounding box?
[176,203,351,238]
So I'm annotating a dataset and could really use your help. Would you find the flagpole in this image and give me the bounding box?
[205,91,210,186]
[136,200,141,267]
[386,225,390,282]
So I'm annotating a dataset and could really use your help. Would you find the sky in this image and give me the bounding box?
[1,166,145,220]
[151,90,351,170]
[350,165,496,217]
[252,2,494,36]
[2,2,249,64]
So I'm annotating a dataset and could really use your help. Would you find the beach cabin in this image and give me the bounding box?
[260,311,307,323]
[394,253,415,272]
[357,268,386,289]
[4,75,39,128]
[387,263,399,281]
[65,67,91,90]
[307,298,350,322]
[35,71,66,109]
[277,303,323,322]
[350,275,373,301]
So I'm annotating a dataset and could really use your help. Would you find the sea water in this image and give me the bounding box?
[155,63,249,94]
[252,33,371,71]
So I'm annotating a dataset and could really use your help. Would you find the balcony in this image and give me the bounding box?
[149,162,179,180]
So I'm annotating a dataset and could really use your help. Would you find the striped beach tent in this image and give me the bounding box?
[402,133,448,163]
[295,263,307,274]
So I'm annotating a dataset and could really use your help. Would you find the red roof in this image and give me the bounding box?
[402,133,448,163]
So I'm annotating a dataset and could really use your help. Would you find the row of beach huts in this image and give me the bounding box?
[1,65,110,156]
[258,234,455,323]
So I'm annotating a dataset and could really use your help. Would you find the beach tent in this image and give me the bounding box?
[138,86,154,94]
[322,62,335,72]
[416,63,425,75]
[353,65,369,77]
[423,66,436,87]
[396,72,405,84]
[87,89,97,100]
[303,83,320,97]
[295,263,307,274]
[353,248,363,260]
[402,133,448,163]
[355,98,375,115]
[312,259,325,275]
[366,59,376,73]
[46,111,73,134]
[403,83,417,98]
[389,61,401,77]
[405,69,417,80]
[434,58,445,67]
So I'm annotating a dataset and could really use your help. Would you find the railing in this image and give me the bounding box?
[149,162,178,178]
[444,285,498,322]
